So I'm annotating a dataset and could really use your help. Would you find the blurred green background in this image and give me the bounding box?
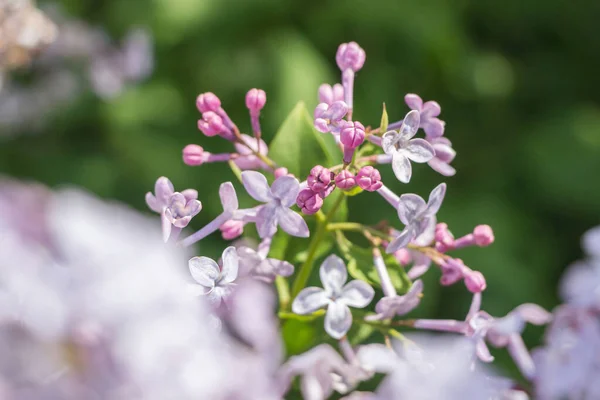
[2,0,600,384]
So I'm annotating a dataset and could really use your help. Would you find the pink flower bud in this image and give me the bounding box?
[307,165,333,192]
[439,258,465,286]
[340,120,366,150]
[197,111,227,137]
[434,223,455,252]
[220,219,244,240]
[336,42,366,72]
[182,144,206,166]
[355,166,382,192]
[196,92,221,113]
[464,270,487,293]
[335,170,356,190]
[394,248,412,265]
[296,189,323,215]
[274,167,289,179]
[473,225,494,247]
[245,88,266,115]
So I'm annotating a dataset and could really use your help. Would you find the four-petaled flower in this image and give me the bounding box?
[241,171,309,239]
[237,246,294,283]
[292,255,374,339]
[163,192,202,240]
[386,183,446,253]
[405,94,445,138]
[382,110,435,183]
[188,246,239,306]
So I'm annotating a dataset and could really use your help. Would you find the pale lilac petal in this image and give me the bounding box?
[404,93,423,111]
[381,131,400,155]
[172,215,191,228]
[277,207,309,238]
[391,152,412,183]
[397,194,427,225]
[145,192,162,213]
[325,301,352,339]
[431,140,455,163]
[398,110,420,140]
[408,263,430,280]
[269,259,295,277]
[356,344,399,373]
[425,183,446,216]
[161,211,172,242]
[181,189,198,202]
[256,203,278,238]
[405,138,435,163]
[428,158,456,177]
[412,217,436,246]
[423,118,445,138]
[386,227,414,253]
[421,101,441,118]
[292,287,329,314]
[219,182,239,212]
[320,254,348,295]
[507,334,535,379]
[340,280,374,308]
[476,339,494,362]
[155,176,174,204]
[237,246,262,276]
[582,226,600,259]
[241,171,272,203]
[221,246,239,283]
[188,256,220,287]
[271,175,300,207]
[514,304,553,325]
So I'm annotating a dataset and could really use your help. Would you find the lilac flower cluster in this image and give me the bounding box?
[2,39,599,399]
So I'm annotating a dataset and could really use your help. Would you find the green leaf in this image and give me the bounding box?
[335,232,412,294]
[379,103,389,133]
[282,319,318,356]
[269,102,341,178]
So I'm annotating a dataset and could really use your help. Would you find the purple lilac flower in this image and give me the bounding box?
[381,110,435,183]
[292,255,374,339]
[314,100,348,134]
[319,83,344,105]
[241,170,309,239]
[188,246,239,306]
[427,136,456,176]
[384,183,447,253]
[404,93,445,138]
[237,246,294,283]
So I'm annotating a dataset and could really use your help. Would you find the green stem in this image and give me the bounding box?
[278,310,326,322]
[290,192,345,298]
[275,276,291,310]
[327,222,392,241]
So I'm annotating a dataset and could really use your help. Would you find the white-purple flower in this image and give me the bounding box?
[405,94,445,138]
[188,246,239,306]
[237,246,294,283]
[381,110,435,183]
[367,280,424,321]
[241,170,309,239]
[386,183,446,253]
[292,255,374,339]
[314,100,349,134]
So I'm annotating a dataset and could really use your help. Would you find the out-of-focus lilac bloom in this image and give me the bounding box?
[234,134,270,170]
[237,246,294,283]
[404,94,445,138]
[381,110,435,183]
[582,226,600,259]
[163,192,202,241]
[292,255,374,339]
[559,259,600,308]
[533,306,600,399]
[241,170,309,239]
[385,183,446,253]
[319,83,344,105]
[188,247,239,306]
[427,137,456,176]
[367,280,424,321]
[314,100,348,134]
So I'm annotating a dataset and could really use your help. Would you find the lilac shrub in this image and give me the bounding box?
[1,41,599,399]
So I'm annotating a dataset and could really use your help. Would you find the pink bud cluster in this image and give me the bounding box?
[438,257,487,293]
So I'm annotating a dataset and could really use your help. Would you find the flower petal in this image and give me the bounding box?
[425,183,446,217]
[582,226,600,259]
[386,227,414,253]
[475,339,494,363]
[269,259,295,277]
[514,304,553,325]
[241,171,272,203]
[271,175,301,207]
[155,176,174,205]
[397,193,427,225]
[320,254,348,295]
[381,131,400,155]
[161,211,172,242]
[237,246,262,277]
[404,93,423,111]
[391,152,412,183]
[219,182,239,212]
[507,334,535,379]
[256,203,278,238]
[340,280,374,308]
[181,189,198,202]
[221,246,239,283]
[145,192,162,213]
[421,100,441,118]
[423,118,445,138]
[188,256,219,287]
[428,158,456,177]
[325,301,352,339]
[277,207,309,238]
[292,287,329,314]
[405,138,435,163]
[398,110,420,140]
